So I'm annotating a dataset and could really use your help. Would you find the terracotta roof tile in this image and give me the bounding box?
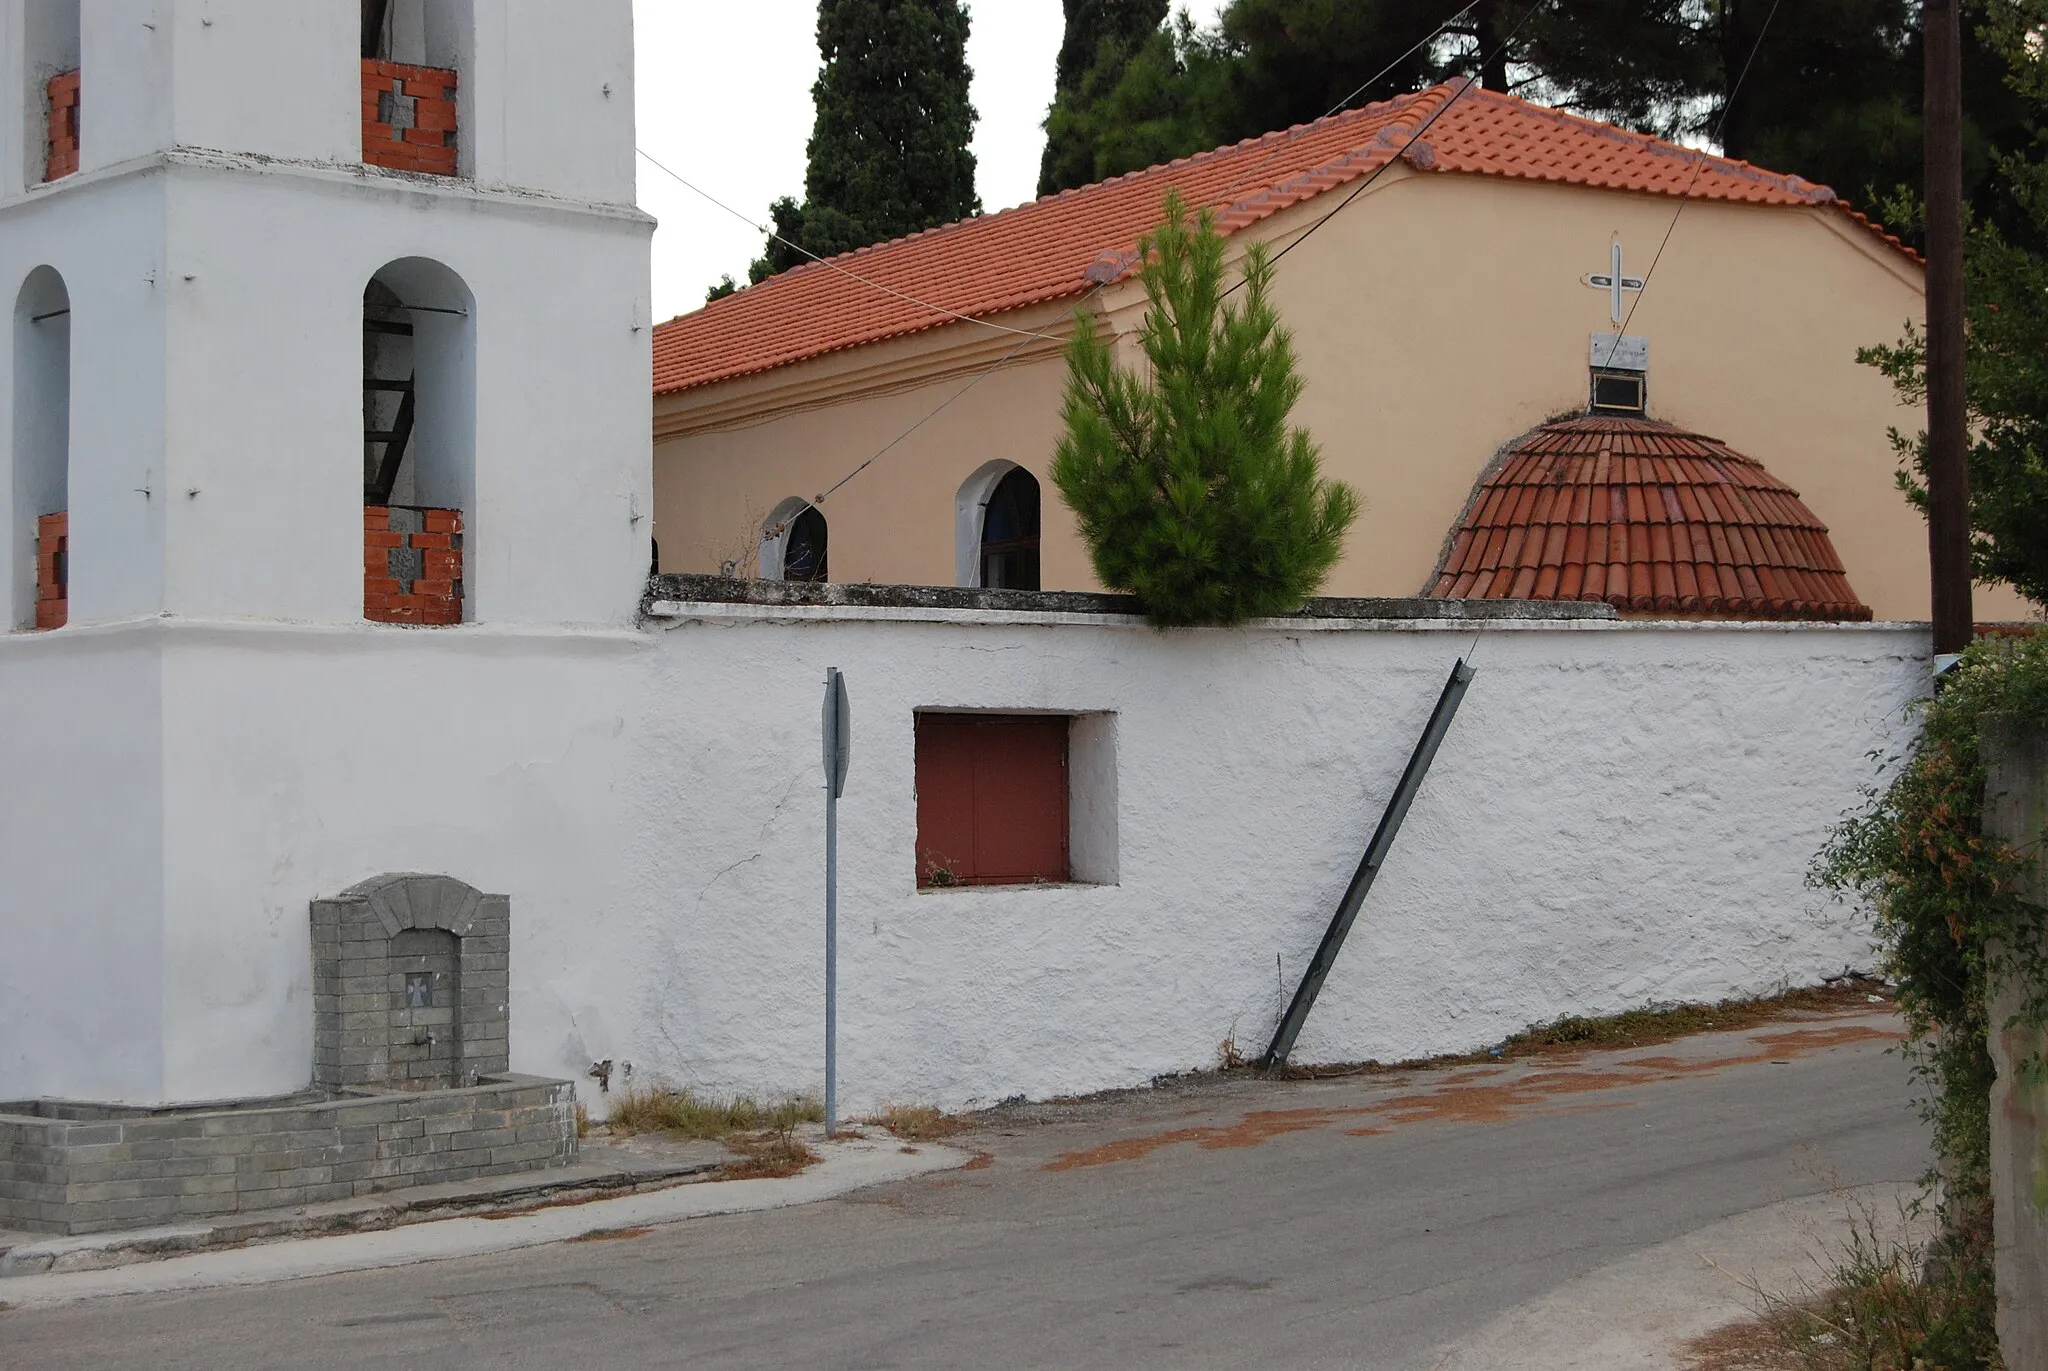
[1430,415,1871,621]
[653,81,1913,396]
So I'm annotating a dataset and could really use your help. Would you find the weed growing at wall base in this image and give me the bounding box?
[606,1084,823,1141]
[1683,1194,1998,1371]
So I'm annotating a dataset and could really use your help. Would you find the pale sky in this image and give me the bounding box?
[634,1,1227,324]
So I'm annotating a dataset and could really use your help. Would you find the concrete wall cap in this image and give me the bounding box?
[641,573,1617,623]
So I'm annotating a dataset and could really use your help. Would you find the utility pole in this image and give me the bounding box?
[1923,0,1972,660]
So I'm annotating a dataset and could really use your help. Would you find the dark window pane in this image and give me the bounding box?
[980,468,1040,590]
[783,505,828,583]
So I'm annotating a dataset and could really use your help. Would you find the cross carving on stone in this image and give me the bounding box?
[1583,241,1645,325]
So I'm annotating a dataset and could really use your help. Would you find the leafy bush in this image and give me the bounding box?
[1051,192,1358,627]
[1812,632,2048,1366]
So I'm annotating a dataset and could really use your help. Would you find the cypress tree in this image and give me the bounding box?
[1052,193,1358,627]
[1038,0,1170,196]
[748,0,980,284]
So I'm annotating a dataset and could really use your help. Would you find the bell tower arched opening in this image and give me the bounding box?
[12,266,69,630]
[363,258,474,624]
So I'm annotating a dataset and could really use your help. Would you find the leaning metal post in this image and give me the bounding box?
[821,667,851,1136]
[1260,658,1477,1070]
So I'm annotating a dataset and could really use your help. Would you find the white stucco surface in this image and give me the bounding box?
[0,0,654,631]
[0,607,1927,1112]
[0,1,1934,1122]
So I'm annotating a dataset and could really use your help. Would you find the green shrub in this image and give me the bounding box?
[1812,631,2048,1366]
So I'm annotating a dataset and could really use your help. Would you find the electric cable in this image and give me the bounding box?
[809,295,1096,511]
[641,0,1480,347]
[1195,0,1485,218]
[637,147,1065,343]
[781,3,1505,517]
[1234,0,1551,291]
[1611,0,1785,343]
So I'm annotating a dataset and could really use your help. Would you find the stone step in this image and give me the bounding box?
[0,1139,731,1278]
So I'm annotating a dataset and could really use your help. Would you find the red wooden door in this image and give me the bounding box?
[914,714,1069,886]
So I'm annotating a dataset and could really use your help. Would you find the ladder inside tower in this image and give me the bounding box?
[362,0,392,60]
[364,316,416,505]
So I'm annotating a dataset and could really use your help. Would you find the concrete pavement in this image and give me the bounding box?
[0,1009,1928,1369]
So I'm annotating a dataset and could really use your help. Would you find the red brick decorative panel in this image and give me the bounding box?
[361,60,457,177]
[914,714,1069,887]
[365,505,463,625]
[1432,415,1872,622]
[34,511,66,630]
[45,70,79,182]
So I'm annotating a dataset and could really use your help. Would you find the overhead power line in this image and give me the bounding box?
[637,147,1063,343]
[1199,0,1483,218]
[1245,0,1551,285]
[1614,0,1785,340]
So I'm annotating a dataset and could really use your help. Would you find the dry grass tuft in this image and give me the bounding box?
[864,1104,969,1141]
[719,1130,821,1180]
[1277,980,1892,1079]
[573,1101,591,1140]
[1679,1199,2001,1371]
[1496,983,1885,1057]
[1684,1312,1807,1370]
[607,1084,822,1141]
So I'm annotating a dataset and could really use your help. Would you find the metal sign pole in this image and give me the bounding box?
[821,668,851,1137]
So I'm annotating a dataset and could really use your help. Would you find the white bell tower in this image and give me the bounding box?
[0,0,654,1104]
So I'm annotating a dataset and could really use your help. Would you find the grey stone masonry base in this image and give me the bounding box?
[0,1074,577,1235]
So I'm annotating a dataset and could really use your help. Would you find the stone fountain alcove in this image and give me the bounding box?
[312,872,510,1090]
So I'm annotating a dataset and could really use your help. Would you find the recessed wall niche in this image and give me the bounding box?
[311,872,509,1091]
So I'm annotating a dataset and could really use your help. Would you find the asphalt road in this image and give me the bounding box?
[0,1011,1927,1370]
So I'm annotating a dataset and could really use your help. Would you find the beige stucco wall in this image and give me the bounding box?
[652,320,1087,591]
[653,168,2033,623]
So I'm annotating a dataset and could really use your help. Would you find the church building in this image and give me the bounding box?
[650,81,2026,624]
[0,3,1941,1238]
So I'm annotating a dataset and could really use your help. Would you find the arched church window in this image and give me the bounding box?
[363,258,473,625]
[13,267,70,630]
[759,498,828,583]
[979,467,1041,591]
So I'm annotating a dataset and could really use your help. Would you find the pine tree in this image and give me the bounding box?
[1052,193,1358,626]
[750,1,980,282]
[1041,1,2032,230]
[1038,0,1169,195]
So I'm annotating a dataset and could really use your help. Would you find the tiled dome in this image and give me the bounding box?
[1431,415,1871,621]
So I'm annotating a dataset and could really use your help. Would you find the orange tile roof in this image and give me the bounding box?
[653,80,1913,397]
[1431,415,1871,621]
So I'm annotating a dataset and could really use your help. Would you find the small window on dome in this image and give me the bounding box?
[1590,369,1646,416]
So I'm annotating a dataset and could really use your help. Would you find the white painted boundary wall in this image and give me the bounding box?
[0,607,1926,1113]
